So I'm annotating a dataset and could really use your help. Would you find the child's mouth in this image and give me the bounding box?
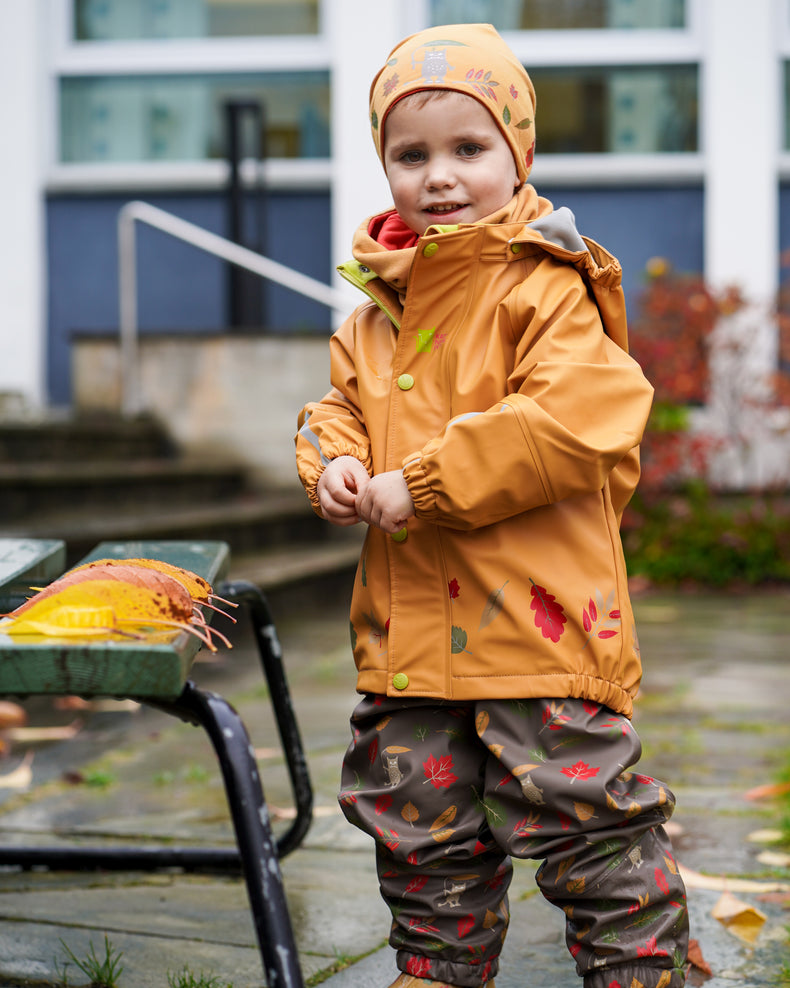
[425,203,466,216]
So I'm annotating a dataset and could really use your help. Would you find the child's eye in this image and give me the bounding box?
[458,143,482,157]
[400,150,424,164]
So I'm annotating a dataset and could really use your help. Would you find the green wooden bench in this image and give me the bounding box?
[0,538,311,988]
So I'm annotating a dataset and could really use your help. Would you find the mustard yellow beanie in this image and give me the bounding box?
[369,23,537,185]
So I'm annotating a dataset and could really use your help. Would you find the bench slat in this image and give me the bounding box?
[0,539,66,611]
[0,540,230,700]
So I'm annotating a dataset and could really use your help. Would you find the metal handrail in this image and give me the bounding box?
[117,199,352,416]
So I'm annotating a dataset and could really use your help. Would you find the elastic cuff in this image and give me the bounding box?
[396,951,499,988]
[584,963,685,988]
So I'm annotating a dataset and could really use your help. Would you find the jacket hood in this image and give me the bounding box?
[350,184,553,293]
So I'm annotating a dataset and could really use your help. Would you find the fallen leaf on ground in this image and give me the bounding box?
[6,719,83,743]
[711,890,767,944]
[756,890,790,907]
[0,701,27,729]
[743,780,790,801]
[687,938,713,977]
[756,849,790,869]
[52,696,92,711]
[0,750,33,789]
[747,828,785,844]
[680,864,790,893]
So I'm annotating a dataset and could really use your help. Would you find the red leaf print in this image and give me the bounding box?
[637,936,669,958]
[583,608,592,633]
[457,914,475,939]
[558,811,572,830]
[404,875,428,895]
[375,793,393,816]
[423,753,458,789]
[588,597,598,622]
[582,701,600,716]
[654,867,670,895]
[561,761,600,784]
[407,851,419,866]
[529,580,567,643]
[375,824,401,851]
[367,737,379,765]
[407,956,432,977]
[599,629,618,639]
[448,578,460,599]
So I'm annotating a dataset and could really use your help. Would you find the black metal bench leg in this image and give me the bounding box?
[218,579,313,858]
[175,681,305,988]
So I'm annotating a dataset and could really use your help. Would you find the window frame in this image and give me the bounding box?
[778,0,790,178]
[405,0,705,185]
[46,0,333,190]
[46,0,707,192]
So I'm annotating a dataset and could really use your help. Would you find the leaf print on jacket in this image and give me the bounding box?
[529,579,567,643]
[582,588,621,646]
[479,580,509,630]
[451,625,472,654]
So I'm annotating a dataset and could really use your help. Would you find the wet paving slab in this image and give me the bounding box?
[0,589,786,986]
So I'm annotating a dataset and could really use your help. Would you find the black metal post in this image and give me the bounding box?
[224,99,266,329]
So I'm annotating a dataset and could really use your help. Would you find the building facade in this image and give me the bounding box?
[0,0,786,417]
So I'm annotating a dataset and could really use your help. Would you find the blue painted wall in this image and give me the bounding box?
[46,184,703,405]
[537,184,705,303]
[46,190,333,404]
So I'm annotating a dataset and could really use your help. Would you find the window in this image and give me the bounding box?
[60,71,330,162]
[430,0,685,31]
[74,0,320,40]
[532,65,697,153]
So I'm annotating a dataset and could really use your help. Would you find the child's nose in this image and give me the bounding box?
[424,157,456,190]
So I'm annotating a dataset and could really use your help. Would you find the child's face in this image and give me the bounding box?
[383,92,520,236]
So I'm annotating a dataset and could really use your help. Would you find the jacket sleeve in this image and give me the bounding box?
[295,316,373,514]
[402,263,654,530]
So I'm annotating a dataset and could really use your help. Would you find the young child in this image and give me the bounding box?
[295,22,688,988]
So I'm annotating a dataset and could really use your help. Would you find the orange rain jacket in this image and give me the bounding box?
[296,186,654,717]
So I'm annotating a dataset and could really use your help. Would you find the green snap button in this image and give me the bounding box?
[391,527,408,543]
[423,242,439,257]
[510,243,522,254]
[392,672,409,690]
[397,373,414,391]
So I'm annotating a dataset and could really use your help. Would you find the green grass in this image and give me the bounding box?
[166,967,232,987]
[56,933,123,986]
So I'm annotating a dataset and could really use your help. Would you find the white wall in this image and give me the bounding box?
[0,3,46,410]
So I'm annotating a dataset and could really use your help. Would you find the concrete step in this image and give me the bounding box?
[0,414,362,600]
[0,414,175,462]
[0,457,251,522]
[0,489,345,568]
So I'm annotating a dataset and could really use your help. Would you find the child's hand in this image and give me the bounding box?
[317,456,370,526]
[355,470,415,534]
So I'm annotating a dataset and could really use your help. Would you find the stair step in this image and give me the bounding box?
[0,459,250,522]
[0,490,330,567]
[0,415,175,462]
[0,414,361,598]
[228,536,363,594]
